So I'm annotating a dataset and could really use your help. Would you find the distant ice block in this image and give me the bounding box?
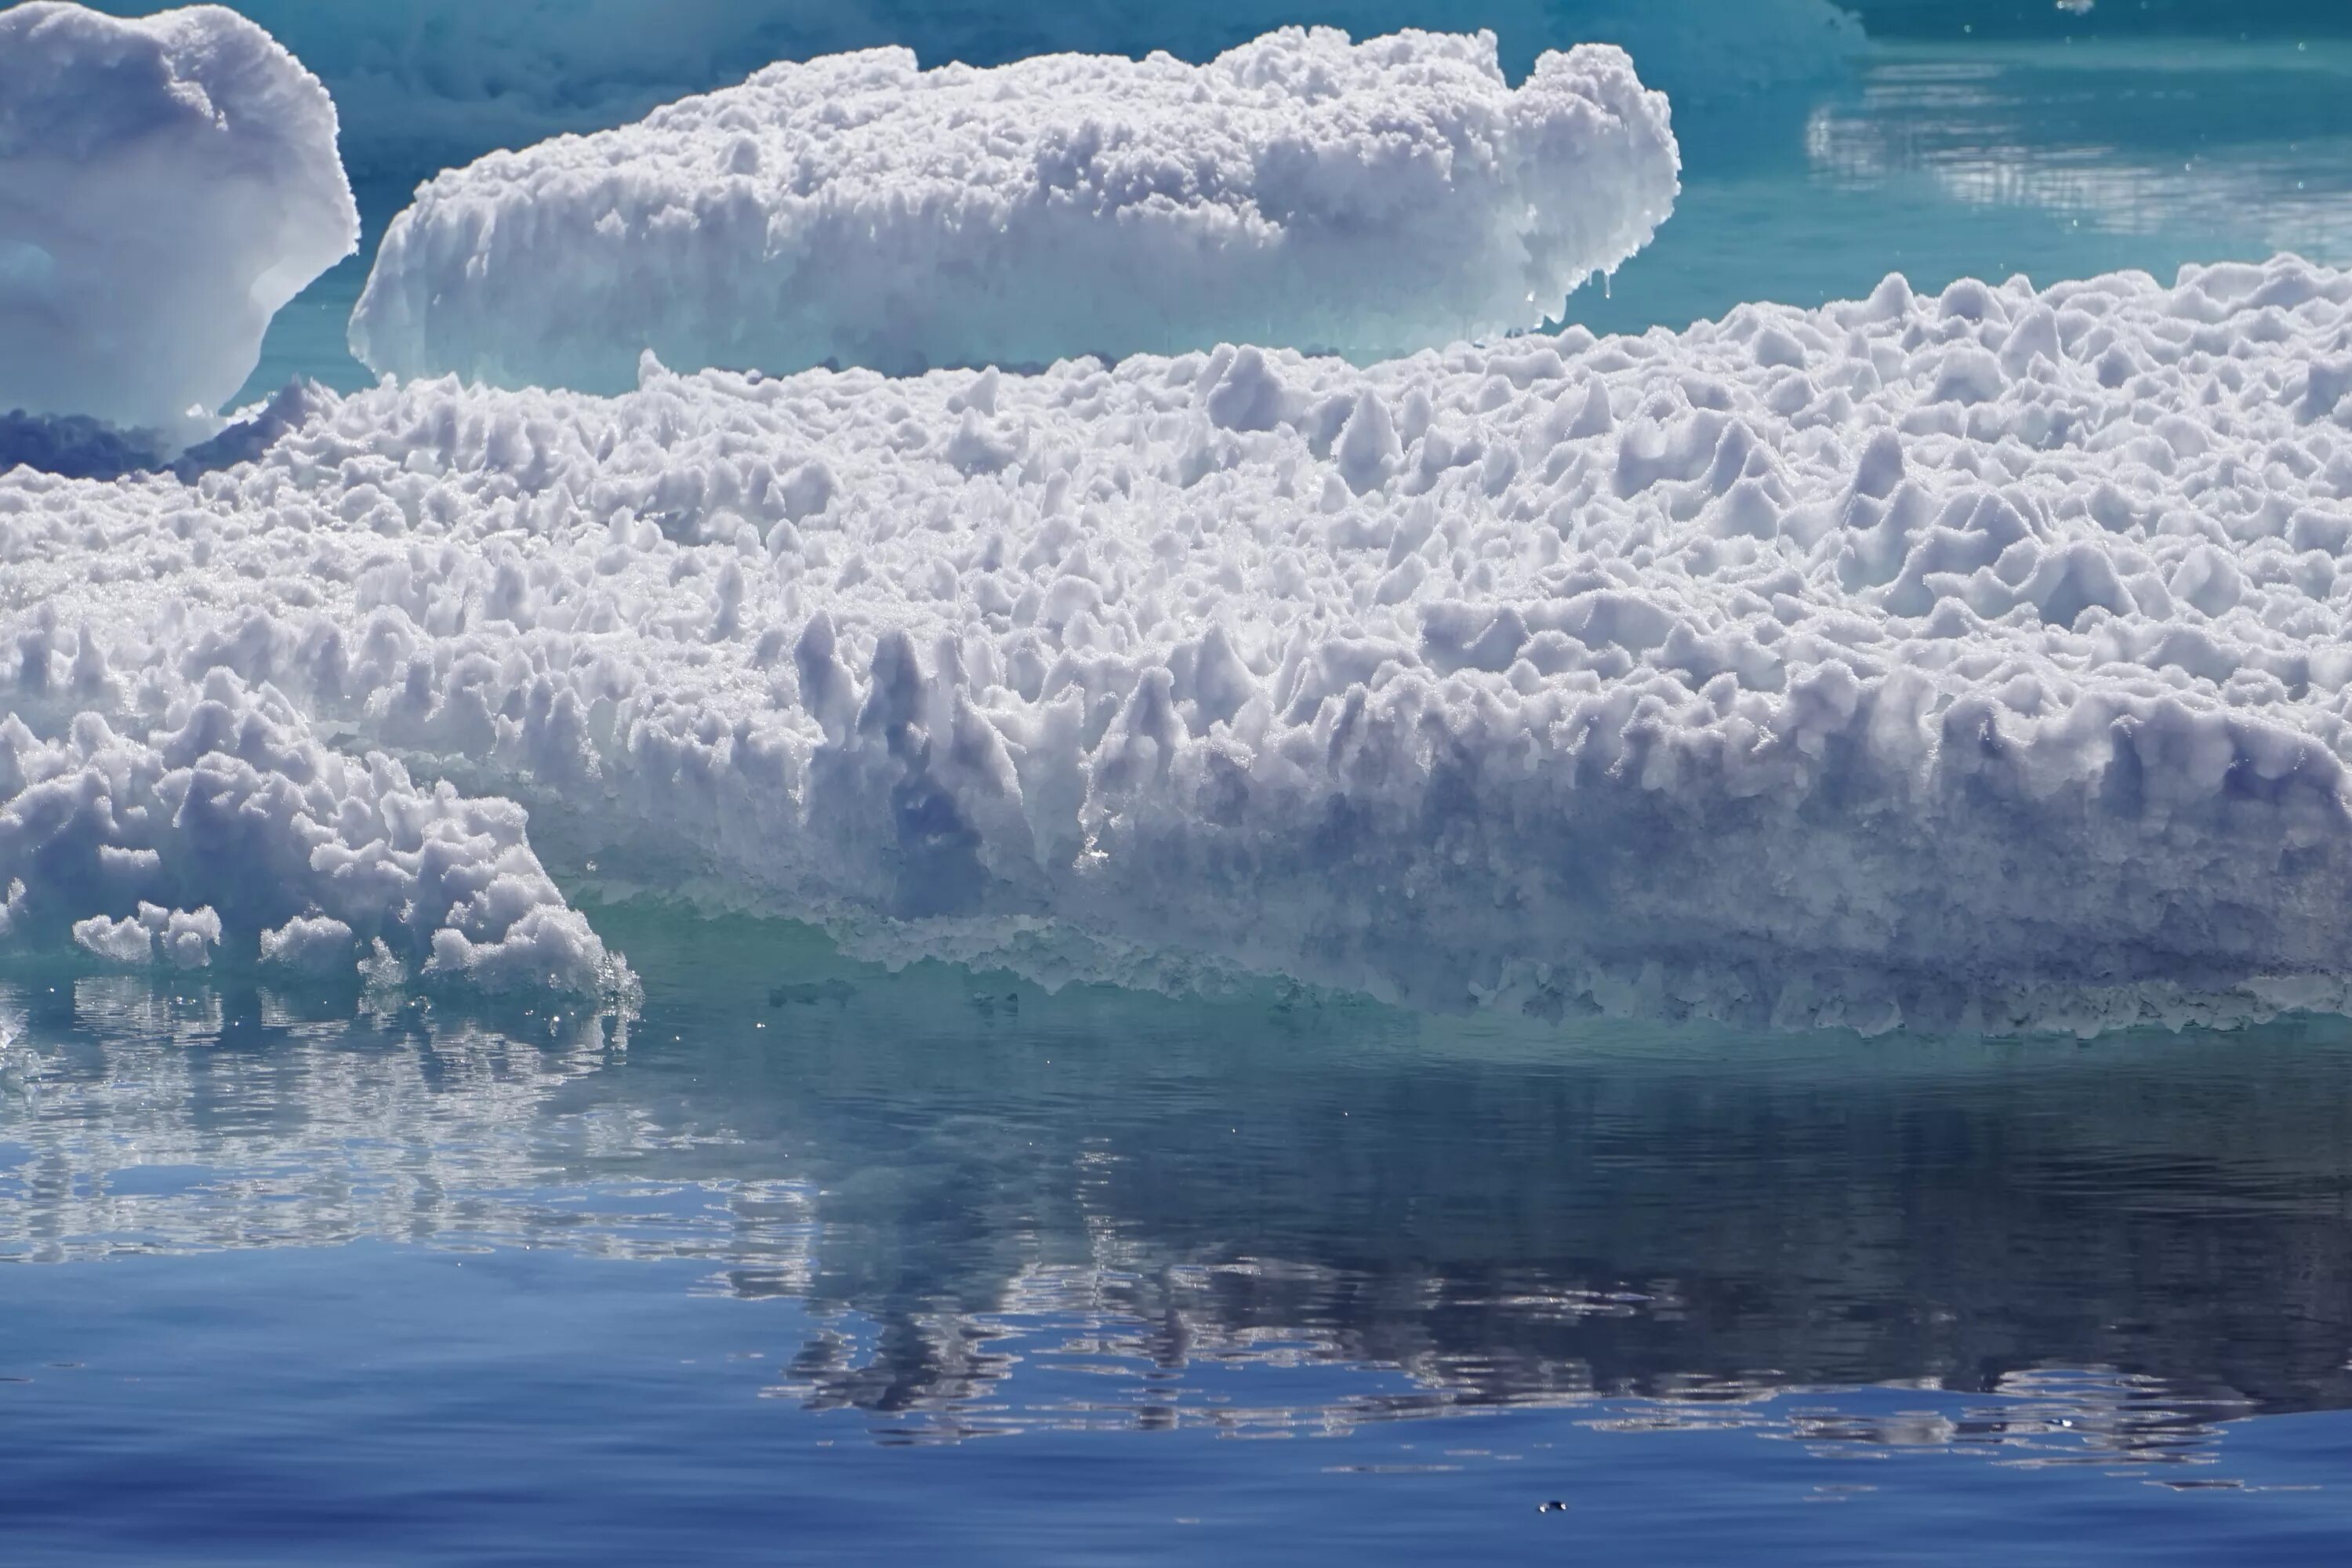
[17,256,2352,1033]
[77,1,1857,190]
[349,29,1679,388]
[0,3,358,440]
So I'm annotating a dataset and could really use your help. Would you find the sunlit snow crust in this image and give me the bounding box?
[0,3,358,437]
[350,31,1679,388]
[10,257,2352,1033]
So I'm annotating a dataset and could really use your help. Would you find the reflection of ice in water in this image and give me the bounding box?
[1807,46,2352,264]
[3,955,2346,1475]
[0,975,814,1272]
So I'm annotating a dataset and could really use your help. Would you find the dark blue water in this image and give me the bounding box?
[7,1247,2350,1566]
[7,906,2352,1562]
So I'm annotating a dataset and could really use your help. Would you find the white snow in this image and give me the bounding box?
[350,29,1679,388]
[256,913,356,975]
[72,904,220,968]
[0,2,358,440]
[0,675,627,995]
[13,256,2352,1033]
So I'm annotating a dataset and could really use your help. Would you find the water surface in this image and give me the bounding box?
[6,908,2352,1560]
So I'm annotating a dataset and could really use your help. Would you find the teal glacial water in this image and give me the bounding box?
[6,906,2352,1563]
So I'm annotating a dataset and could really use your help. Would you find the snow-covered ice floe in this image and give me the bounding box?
[72,1,1855,189]
[350,29,1679,388]
[12,256,2352,1033]
[0,2,358,441]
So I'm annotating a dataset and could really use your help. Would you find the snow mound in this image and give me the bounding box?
[0,3,358,440]
[0,673,627,996]
[16,256,2352,1034]
[350,29,1679,387]
[77,1,1857,189]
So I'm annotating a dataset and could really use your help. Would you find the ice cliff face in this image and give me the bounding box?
[10,256,2352,1033]
[350,30,1679,389]
[0,3,358,437]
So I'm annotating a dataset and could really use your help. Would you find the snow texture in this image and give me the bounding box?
[0,3,359,438]
[0,675,626,996]
[71,0,1860,187]
[350,29,1680,390]
[15,256,2352,1034]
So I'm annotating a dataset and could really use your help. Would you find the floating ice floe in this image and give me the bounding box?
[0,2,358,441]
[350,28,1679,388]
[71,0,1856,188]
[11,256,2352,1033]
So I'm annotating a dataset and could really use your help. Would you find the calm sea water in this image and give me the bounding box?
[5,903,2352,1563]
[20,23,2352,1566]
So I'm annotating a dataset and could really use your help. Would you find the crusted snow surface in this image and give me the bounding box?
[350,29,1679,389]
[74,0,1857,187]
[0,673,627,996]
[14,256,2352,1033]
[0,2,358,440]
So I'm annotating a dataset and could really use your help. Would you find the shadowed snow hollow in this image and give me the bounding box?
[349,29,1679,388]
[0,3,358,440]
[12,256,2352,1033]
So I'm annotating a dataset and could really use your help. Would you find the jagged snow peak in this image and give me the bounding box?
[350,29,1680,389]
[10,256,2352,1033]
[0,2,358,441]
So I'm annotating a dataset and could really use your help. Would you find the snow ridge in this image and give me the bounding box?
[9,256,2352,1033]
[71,0,1858,188]
[350,29,1679,389]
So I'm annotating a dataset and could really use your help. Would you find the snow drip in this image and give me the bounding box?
[13,256,2352,1034]
[349,29,1680,389]
[0,2,358,440]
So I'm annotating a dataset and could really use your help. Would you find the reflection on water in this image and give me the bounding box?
[1808,45,2352,263]
[9,903,2352,1480]
[1565,37,2352,340]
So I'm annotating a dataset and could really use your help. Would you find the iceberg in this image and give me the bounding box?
[72,1,1860,190]
[0,3,358,441]
[11,256,2352,1033]
[349,30,1680,390]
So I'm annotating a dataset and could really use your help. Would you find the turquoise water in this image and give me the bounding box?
[7,906,2352,1560]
